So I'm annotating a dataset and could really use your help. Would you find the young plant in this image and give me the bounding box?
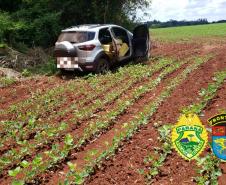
[60,57,209,184]
[195,154,222,185]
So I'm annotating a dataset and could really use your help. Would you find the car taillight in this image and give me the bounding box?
[78,44,96,51]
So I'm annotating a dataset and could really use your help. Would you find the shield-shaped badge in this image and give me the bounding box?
[209,114,226,160]
[172,114,208,160]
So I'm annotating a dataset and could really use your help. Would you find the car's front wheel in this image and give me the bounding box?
[95,58,109,74]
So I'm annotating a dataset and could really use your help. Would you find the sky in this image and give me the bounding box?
[141,0,226,22]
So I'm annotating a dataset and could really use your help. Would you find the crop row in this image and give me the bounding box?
[142,69,226,184]
[0,61,168,148]
[2,66,142,148]
[0,69,126,129]
[7,58,190,184]
[0,59,172,175]
[0,76,123,150]
[1,62,145,124]
[59,56,210,185]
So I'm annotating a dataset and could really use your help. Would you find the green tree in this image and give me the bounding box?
[0,11,25,45]
[0,0,151,48]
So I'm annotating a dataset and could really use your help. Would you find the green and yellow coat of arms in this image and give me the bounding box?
[172,114,208,160]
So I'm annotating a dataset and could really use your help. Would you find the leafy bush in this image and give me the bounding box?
[0,11,25,46]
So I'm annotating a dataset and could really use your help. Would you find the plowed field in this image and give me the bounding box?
[0,27,226,185]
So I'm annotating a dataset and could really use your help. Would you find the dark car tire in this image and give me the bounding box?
[95,58,110,74]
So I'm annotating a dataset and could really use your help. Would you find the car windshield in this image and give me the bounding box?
[57,31,95,43]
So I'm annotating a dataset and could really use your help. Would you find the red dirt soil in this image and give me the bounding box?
[85,43,226,185]
[38,59,190,184]
[0,76,63,110]
[0,40,225,185]
[0,61,169,183]
[0,74,132,156]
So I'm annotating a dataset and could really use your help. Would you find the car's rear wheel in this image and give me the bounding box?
[95,58,109,74]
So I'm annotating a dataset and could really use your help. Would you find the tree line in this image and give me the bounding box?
[147,19,226,29]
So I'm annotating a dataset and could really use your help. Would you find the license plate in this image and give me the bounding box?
[57,57,78,68]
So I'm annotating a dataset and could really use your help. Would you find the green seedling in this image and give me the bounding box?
[64,134,74,146]
[8,167,21,177]
[195,154,222,185]
[20,160,29,168]
[12,180,25,185]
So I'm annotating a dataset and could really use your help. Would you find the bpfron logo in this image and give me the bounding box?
[209,113,226,160]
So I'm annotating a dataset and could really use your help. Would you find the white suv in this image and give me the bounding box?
[54,24,150,73]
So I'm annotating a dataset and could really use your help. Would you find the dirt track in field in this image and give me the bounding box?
[0,40,226,185]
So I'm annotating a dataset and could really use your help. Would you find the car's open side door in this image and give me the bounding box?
[132,24,150,58]
[109,26,131,62]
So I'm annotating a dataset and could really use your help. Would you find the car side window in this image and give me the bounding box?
[111,27,129,44]
[98,28,112,44]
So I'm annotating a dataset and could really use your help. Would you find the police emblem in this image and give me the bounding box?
[208,113,226,160]
[172,114,208,160]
